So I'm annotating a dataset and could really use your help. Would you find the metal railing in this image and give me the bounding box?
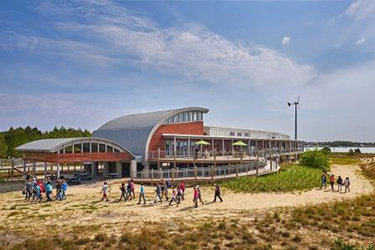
[135,159,271,181]
[147,148,304,160]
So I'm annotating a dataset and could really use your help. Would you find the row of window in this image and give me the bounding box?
[58,143,121,154]
[165,111,203,124]
[229,132,250,137]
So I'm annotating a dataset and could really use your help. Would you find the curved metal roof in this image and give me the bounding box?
[93,107,209,160]
[16,137,134,156]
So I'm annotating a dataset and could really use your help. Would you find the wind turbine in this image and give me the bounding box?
[288,96,300,141]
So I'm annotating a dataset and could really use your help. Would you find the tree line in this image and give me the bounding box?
[0,126,91,158]
[306,141,375,147]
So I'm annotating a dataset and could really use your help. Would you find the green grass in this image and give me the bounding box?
[221,164,322,193]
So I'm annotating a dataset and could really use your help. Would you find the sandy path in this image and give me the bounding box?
[0,164,373,231]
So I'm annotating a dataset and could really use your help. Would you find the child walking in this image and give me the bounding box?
[197,185,204,205]
[321,173,327,189]
[119,183,127,201]
[169,187,179,206]
[344,177,351,193]
[337,176,343,192]
[330,175,335,191]
[137,183,146,205]
[213,184,223,202]
[101,182,109,202]
[193,187,199,208]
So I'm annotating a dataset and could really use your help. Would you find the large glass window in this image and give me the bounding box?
[184,112,188,122]
[173,115,178,123]
[189,112,193,121]
[91,143,98,153]
[74,144,82,153]
[178,113,183,122]
[237,132,242,136]
[107,145,113,152]
[83,143,90,153]
[230,132,235,136]
[64,145,73,153]
[99,144,106,152]
[197,112,202,121]
[193,112,197,121]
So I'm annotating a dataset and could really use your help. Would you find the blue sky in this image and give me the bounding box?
[1,0,374,141]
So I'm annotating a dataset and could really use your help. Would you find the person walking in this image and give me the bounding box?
[24,180,33,201]
[193,187,199,208]
[213,184,223,202]
[197,185,204,205]
[321,173,327,189]
[126,180,132,200]
[330,175,335,191]
[154,183,162,203]
[130,179,136,199]
[119,183,127,201]
[344,177,351,193]
[160,179,165,200]
[337,176,343,192]
[137,183,146,205]
[165,180,171,201]
[46,181,53,202]
[169,187,179,206]
[179,181,185,201]
[101,182,109,202]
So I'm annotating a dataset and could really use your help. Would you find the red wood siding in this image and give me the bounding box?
[148,121,204,151]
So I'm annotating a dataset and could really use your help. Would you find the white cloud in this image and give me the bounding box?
[281,36,291,45]
[4,0,314,88]
[334,43,341,48]
[343,0,375,20]
[354,37,366,45]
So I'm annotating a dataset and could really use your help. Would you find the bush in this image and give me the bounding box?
[300,150,330,171]
[321,147,331,154]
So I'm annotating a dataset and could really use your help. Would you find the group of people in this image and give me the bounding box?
[321,173,351,193]
[100,178,224,208]
[23,175,67,202]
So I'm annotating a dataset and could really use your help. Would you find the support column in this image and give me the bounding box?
[103,162,109,178]
[33,161,36,176]
[91,162,98,176]
[116,161,122,177]
[222,139,225,154]
[23,160,27,180]
[44,162,47,177]
[188,137,191,157]
[130,160,137,178]
[57,163,61,179]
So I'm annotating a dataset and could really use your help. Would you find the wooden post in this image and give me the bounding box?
[151,169,154,186]
[211,165,214,182]
[44,162,47,177]
[194,166,197,181]
[157,148,161,169]
[171,168,174,185]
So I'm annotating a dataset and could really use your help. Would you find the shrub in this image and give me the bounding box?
[321,147,331,154]
[300,150,330,171]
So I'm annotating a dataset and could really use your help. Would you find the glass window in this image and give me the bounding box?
[193,112,197,121]
[189,112,193,121]
[74,144,82,153]
[91,143,98,153]
[178,113,183,122]
[237,132,242,136]
[83,143,90,153]
[173,115,178,123]
[114,148,120,153]
[99,144,106,152]
[64,145,73,153]
[197,112,202,121]
[107,145,113,152]
[244,133,249,137]
[230,132,235,136]
[184,112,188,122]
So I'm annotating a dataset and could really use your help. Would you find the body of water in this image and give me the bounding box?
[305,147,375,154]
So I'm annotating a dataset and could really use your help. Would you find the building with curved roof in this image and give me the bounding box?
[16,107,304,180]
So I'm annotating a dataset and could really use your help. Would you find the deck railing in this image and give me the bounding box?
[147,148,304,160]
[135,159,271,181]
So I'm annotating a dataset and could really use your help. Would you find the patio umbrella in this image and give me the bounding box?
[233,140,247,147]
[195,140,211,145]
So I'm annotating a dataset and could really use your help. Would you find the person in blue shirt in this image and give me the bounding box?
[34,183,42,202]
[137,183,146,205]
[46,181,53,202]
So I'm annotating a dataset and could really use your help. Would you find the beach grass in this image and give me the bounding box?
[220,164,322,193]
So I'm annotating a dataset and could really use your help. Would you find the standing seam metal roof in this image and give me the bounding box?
[92,107,209,160]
